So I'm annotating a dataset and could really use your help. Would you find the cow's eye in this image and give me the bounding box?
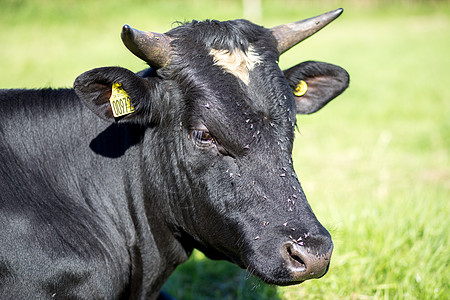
[191,130,215,148]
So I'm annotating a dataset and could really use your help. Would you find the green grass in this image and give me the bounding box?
[1,1,449,299]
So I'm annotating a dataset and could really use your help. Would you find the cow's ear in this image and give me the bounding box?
[283,61,349,114]
[74,67,156,123]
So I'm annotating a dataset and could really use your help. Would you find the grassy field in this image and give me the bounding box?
[1,0,449,299]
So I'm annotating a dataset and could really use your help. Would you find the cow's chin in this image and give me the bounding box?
[247,265,305,286]
[240,256,304,286]
[196,248,299,285]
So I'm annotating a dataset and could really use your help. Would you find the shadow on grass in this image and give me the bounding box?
[162,251,280,300]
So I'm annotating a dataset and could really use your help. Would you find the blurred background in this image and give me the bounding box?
[1,0,449,299]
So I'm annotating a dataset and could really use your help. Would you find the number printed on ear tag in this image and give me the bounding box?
[109,83,135,118]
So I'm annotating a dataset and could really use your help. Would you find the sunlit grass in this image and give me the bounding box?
[1,1,449,299]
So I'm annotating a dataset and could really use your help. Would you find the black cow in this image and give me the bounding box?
[0,9,349,299]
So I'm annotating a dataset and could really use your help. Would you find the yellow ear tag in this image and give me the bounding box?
[109,83,135,118]
[293,80,308,97]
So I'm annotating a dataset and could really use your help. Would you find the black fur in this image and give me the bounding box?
[0,18,349,299]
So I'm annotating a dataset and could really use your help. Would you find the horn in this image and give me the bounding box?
[270,8,344,55]
[121,25,172,68]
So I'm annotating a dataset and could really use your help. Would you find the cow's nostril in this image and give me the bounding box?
[286,244,306,272]
[282,240,333,282]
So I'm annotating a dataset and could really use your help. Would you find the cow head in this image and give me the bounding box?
[74,9,349,286]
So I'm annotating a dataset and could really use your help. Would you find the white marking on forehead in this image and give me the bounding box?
[210,46,261,85]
